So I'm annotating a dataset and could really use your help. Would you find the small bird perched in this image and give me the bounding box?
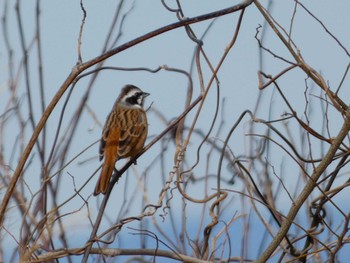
[94,84,150,196]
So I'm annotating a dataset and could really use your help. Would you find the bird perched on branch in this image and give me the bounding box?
[94,84,150,196]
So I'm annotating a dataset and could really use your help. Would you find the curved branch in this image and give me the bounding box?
[0,0,254,226]
[257,106,350,262]
[32,247,211,263]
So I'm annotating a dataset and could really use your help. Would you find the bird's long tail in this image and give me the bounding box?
[94,161,115,195]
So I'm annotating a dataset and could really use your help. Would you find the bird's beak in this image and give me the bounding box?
[142,92,150,97]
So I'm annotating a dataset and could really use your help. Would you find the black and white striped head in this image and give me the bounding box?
[118,84,150,109]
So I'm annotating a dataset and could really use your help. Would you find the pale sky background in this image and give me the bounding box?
[1,0,350,262]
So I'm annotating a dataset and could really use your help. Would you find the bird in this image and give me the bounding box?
[93,84,150,196]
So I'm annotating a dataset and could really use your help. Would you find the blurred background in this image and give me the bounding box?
[1,0,350,262]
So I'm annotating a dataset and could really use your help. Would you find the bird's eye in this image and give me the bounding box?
[126,95,137,105]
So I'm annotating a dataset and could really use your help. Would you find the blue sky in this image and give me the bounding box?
[1,0,350,262]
